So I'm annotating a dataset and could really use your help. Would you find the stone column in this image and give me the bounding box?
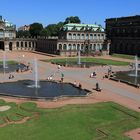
[12,41,16,50]
[4,41,9,51]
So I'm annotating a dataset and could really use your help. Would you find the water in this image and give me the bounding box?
[3,51,8,70]
[115,71,140,85]
[77,50,81,65]
[0,80,89,99]
[34,58,39,88]
[29,58,40,88]
[135,55,138,77]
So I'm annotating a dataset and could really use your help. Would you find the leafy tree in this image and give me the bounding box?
[40,29,49,37]
[64,16,81,24]
[29,23,43,37]
[45,22,64,36]
[16,30,31,38]
[45,24,57,36]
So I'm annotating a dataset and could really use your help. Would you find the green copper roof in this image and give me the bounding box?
[63,23,104,32]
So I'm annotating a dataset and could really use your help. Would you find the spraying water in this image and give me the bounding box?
[33,58,40,88]
[3,51,8,69]
[135,55,138,77]
[77,50,81,65]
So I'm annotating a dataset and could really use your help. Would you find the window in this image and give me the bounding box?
[68,33,72,39]
[94,34,97,39]
[86,34,89,40]
[73,44,76,50]
[63,44,67,50]
[73,34,76,40]
[77,34,80,40]
[90,34,93,40]
[81,34,84,40]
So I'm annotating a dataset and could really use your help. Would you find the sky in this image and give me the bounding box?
[0,0,140,28]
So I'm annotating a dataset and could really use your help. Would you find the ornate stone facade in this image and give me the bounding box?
[0,16,36,51]
[106,15,140,56]
[36,23,109,56]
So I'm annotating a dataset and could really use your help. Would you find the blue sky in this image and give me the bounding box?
[0,0,140,28]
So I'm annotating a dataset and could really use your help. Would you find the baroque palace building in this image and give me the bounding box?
[0,16,109,56]
[0,16,36,51]
[37,23,110,56]
[106,15,140,56]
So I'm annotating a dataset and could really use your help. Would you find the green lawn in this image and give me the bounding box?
[0,61,17,65]
[111,53,140,60]
[42,58,129,66]
[0,100,140,140]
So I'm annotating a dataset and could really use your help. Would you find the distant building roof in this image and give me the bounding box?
[62,23,104,32]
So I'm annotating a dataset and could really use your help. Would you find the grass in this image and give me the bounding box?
[0,100,140,140]
[0,61,17,65]
[111,53,140,60]
[42,57,129,66]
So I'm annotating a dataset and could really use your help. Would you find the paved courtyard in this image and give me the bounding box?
[0,51,140,139]
[0,51,139,112]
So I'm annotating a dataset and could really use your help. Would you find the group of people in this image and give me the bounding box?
[90,72,97,78]
[9,73,14,79]
[73,81,82,89]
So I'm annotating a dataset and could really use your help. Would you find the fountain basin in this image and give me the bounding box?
[0,63,27,73]
[52,61,102,68]
[0,80,90,100]
[114,70,140,85]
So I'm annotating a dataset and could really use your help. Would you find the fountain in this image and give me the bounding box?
[28,58,40,88]
[114,55,140,85]
[0,57,89,99]
[34,58,39,88]
[77,50,81,65]
[3,51,8,70]
[134,55,138,77]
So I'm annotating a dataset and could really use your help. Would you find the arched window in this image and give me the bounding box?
[25,42,27,47]
[29,42,31,47]
[101,34,104,39]
[73,44,76,50]
[77,44,80,50]
[90,34,93,40]
[81,34,84,40]
[21,42,23,47]
[81,44,84,50]
[68,33,72,39]
[73,34,76,40]
[9,42,13,50]
[98,34,100,39]
[59,44,62,50]
[94,34,97,39]
[77,34,80,40]
[68,44,72,50]
[63,44,67,50]
[16,42,19,47]
[97,44,100,50]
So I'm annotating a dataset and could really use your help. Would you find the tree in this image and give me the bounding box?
[45,24,58,36]
[45,22,64,36]
[40,29,49,37]
[64,16,81,24]
[29,23,43,37]
[16,30,31,38]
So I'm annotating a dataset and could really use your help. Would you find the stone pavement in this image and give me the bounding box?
[0,51,140,113]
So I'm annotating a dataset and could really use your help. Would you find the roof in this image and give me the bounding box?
[62,23,104,32]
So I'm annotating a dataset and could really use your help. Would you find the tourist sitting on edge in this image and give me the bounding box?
[49,75,53,81]
[73,81,77,86]
[9,73,14,79]
[90,72,96,78]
